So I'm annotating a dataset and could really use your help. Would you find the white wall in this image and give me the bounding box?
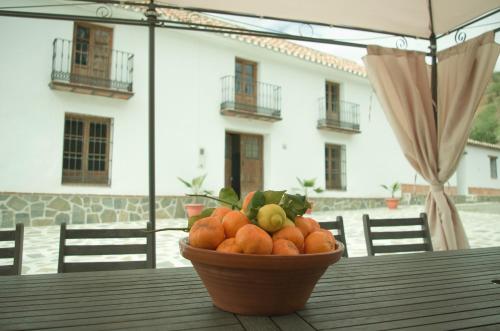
[463,145,500,189]
[0,12,481,199]
[0,16,149,195]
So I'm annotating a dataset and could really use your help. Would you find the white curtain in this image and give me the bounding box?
[363,32,500,250]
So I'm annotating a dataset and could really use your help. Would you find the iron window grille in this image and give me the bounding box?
[51,38,134,92]
[220,75,281,118]
[318,97,360,131]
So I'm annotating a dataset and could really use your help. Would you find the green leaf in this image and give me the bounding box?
[177,177,193,189]
[192,174,207,188]
[313,187,324,194]
[187,208,214,230]
[263,190,286,205]
[244,191,266,221]
[280,193,309,220]
[219,188,241,209]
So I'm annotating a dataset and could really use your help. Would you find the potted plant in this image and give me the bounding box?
[296,177,323,214]
[381,182,401,209]
[177,174,212,217]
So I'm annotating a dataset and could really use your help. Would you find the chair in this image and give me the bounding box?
[363,213,433,256]
[321,216,348,257]
[58,222,153,273]
[0,223,24,276]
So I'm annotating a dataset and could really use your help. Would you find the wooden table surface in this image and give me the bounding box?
[1,246,499,331]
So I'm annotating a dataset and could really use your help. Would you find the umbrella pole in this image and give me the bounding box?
[430,33,438,131]
[146,1,157,268]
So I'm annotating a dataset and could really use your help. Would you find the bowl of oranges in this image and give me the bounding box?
[178,189,344,316]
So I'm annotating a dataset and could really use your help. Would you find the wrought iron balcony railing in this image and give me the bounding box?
[318,98,360,133]
[50,38,134,96]
[220,75,282,121]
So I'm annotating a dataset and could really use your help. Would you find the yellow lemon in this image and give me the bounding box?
[282,218,296,227]
[257,204,286,233]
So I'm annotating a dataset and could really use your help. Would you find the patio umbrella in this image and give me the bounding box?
[159,0,499,39]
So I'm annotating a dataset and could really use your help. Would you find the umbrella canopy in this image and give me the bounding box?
[160,0,499,38]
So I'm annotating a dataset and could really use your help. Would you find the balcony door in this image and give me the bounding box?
[235,58,257,111]
[225,132,263,199]
[325,81,340,124]
[71,22,113,88]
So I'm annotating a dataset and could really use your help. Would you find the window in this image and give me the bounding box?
[325,81,340,113]
[490,156,498,179]
[235,58,257,109]
[62,114,112,185]
[244,136,260,159]
[71,22,113,87]
[325,144,346,190]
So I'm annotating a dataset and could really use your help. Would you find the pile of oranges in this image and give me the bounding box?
[188,192,337,255]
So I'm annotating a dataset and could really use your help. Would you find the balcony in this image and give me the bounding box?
[317,98,360,133]
[220,75,282,122]
[49,38,134,100]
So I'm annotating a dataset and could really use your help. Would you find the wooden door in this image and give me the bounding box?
[325,81,340,123]
[235,58,257,110]
[72,22,113,87]
[240,134,263,198]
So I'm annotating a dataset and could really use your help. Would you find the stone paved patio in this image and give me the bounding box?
[1,202,499,275]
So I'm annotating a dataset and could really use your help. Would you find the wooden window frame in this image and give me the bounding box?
[325,81,341,113]
[325,143,346,191]
[71,22,114,86]
[235,57,258,107]
[62,113,113,185]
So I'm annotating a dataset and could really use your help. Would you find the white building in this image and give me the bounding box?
[0,5,498,226]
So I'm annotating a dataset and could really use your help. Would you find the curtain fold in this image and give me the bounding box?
[363,31,500,250]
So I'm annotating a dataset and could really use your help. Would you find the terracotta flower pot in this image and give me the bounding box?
[385,198,400,209]
[179,238,344,315]
[184,203,204,217]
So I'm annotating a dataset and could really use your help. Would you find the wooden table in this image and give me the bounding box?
[1,247,499,330]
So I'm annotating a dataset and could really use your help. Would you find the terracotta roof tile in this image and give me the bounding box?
[467,139,500,151]
[148,7,367,77]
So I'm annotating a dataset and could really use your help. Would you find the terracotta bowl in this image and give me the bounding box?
[179,237,344,315]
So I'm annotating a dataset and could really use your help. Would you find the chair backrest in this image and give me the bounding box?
[363,213,433,256]
[320,216,348,257]
[58,222,153,273]
[0,223,24,276]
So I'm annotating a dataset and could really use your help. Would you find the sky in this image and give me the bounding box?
[213,12,500,71]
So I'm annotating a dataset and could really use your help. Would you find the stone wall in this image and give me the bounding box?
[0,193,217,228]
[1,192,499,228]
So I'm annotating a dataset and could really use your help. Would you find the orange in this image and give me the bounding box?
[222,210,251,238]
[318,228,336,243]
[211,206,232,220]
[235,224,273,255]
[241,191,255,212]
[188,216,225,250]
[272,226,304,251]
[272,239,300,255]
[304,230,336,254]
[216,238,243,254]
[295,216,320,238]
